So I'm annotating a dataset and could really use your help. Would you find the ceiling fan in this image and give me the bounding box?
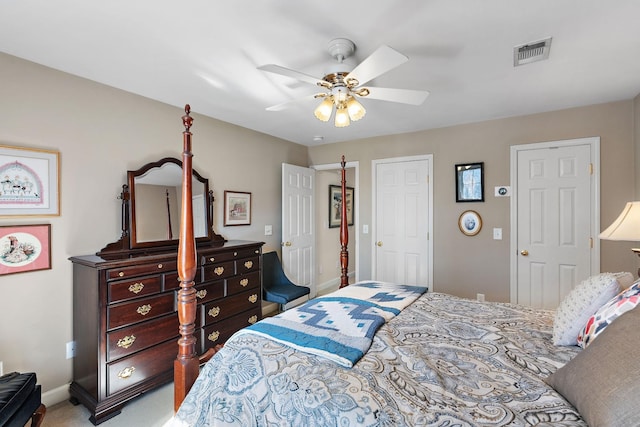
[258,38,430,127]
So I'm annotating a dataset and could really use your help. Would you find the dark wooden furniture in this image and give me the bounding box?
[69,240,263,424]
[0,372,46,427]
[69,106,264,424]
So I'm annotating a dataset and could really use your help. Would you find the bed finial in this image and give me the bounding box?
[182,104,193,132]
[339,155,349,288]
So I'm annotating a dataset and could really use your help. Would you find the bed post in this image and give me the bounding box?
[339,155,349,288]
[174,105,199,411]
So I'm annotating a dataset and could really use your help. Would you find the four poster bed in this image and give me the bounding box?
[168,107,640,427]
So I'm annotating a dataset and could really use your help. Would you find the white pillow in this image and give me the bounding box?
[552,272,629,346]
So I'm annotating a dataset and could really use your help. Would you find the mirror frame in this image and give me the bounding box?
[129,157,211,249]
[98,157,224,256]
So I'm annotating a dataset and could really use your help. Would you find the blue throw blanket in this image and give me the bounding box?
[235,281,427,367]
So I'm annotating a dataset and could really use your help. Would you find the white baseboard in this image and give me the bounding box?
[42,383,71,407]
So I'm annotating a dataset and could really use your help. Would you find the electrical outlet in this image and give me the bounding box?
[264,225,273,236]
[477,293,485,302]
[66,341,76,359]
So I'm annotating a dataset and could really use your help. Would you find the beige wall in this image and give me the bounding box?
[309,101,637,301]
[0,52,307,403]
[0,50,638,405]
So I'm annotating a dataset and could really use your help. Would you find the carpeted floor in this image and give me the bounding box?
[41,382,174,426]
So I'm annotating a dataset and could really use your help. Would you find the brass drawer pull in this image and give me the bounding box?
[214,266,224,276]
[255,250,259,254]
[209,257,215,262]
[117,366,135,379]
[118,271,125,277]
[117,335,136,349]
[128,282,144,294]
[244,260,253,269]
[248,294,258,304]
[136,304,152,316]
[233,252,238,256]
[208,306,221,318]
[196,289,207,299]
[208,331,220,342]
[157,263,163,269]
[240,278,249,287]
[248,315,257,324]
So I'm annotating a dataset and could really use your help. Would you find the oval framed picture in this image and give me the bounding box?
[458,210,482,236]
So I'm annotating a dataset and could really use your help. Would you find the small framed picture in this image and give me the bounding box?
[0,145,61,216]
[458,210,482,236]
[328,185,354,228]
[224,191,251,226]
[0,224,52,276]
[455,162,484,202]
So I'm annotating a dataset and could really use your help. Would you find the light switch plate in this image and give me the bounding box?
[264,225,273,236]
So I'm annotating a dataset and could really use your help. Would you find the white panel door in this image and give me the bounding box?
[281,163,315,296]
[374,158,431,286]
[514,140,596,309]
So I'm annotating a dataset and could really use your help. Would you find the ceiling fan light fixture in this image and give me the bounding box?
[346,96,366,121]
[314,97,333,122]
[334,103,350,127]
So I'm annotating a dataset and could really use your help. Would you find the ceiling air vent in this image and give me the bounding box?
[513,37,552,67]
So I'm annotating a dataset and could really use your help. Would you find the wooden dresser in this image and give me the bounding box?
[69,240,263,425]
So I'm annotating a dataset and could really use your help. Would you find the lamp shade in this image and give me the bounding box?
[314,98,333,122]
[334,104,350,127]
[599,201,640,241]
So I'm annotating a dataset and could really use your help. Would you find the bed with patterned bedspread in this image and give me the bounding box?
[167,286,586,427]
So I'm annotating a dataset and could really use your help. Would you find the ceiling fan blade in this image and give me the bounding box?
[258,64,321,86]
[363,87,430,105]
[265,93,319,111]
[346,45,409,87]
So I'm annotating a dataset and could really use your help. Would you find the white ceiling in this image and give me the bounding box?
[2,1,640,146]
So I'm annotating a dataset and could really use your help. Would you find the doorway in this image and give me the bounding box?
[510,137,600,308]
[372,155,433,287]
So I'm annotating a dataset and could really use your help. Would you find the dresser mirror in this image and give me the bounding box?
[98,157,224,256]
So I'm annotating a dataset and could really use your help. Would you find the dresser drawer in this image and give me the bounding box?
[107,314,179,361]
[108,293,175,330]
[164,272,181,291]
[194,280,224,305]
[202,288,260,326]
[109,275,162,303]
[200,247,261,266]
[202,261,235,281]
[107,338,176,396]
[226,271,260,296]
[236,256,259,275]
[201,306,261,350]
[106,261,177,281]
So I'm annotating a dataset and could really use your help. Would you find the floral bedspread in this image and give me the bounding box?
[167,292,585,426]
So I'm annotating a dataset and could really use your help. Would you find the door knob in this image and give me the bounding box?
[282,241,292,247]
[520,250,529,256]
[376,241,383,247]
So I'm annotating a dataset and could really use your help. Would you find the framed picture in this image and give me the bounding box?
[328,185,354,228]
[0,224,52,275]
[0,145,60,216]
[455,162,484,202]
[458,210,482,236]
[224,191,251,226]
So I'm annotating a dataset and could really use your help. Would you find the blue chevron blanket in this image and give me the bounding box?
[235,281,427,367]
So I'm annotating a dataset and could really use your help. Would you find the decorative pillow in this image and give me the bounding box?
[546,306,640,426]
[577,279,640,348]
[552,272,627,346]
